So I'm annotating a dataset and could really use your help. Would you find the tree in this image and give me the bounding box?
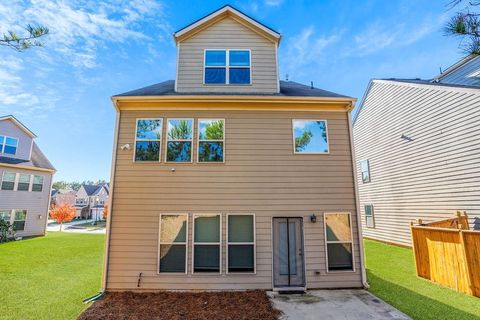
[52,181,69,190]
[103,204,108,220]
[445,0,480,54]
[295,131,313,152]
[1,24,49,51]
[49,204,75,231]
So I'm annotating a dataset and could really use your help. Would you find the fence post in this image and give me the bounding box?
[459,230,473,296]
[410,222,421,277]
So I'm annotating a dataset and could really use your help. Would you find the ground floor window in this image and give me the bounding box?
[365,205,375,228]
[227,214,255,273]
[0,209,27,231]
[158,214,188,273]
[193,214,221,273]
[324,212,354,271]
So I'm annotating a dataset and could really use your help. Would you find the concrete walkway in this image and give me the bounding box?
[47,219,106,234]
[269,289,410,320]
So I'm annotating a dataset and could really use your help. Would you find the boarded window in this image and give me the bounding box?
[159,214,188,273]
[134,119,162,162]
[293,120,329,154]
[365,205,375,228]
[324,213,354,271]
[166,119,193,162]
[1,172,16,190]
[198,119,225,163]
[227,214,255,273]
[193,214,221,273]
[360,160,370,183]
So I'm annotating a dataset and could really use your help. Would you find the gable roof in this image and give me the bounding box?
[0,141,55,171]
[113,80,351,99]
[432,54,480,87]
[0,115,37,138]
[81,184,108,196]
[173,5,281,44]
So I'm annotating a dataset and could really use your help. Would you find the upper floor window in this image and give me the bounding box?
[134,119,162,162]
[166,119,193,163]
[204,50,251,85]
[198,119,225,163]
[0,135,18,155]
[32,175,44,192]
[17,174,30,191]
[360,160,370,183]
[293,120,329,154]
[1,172,16,190]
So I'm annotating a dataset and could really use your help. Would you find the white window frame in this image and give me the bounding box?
[157,213,189,275]
[1,171,16,191]
[0,209,27,231]
[17,173,31,192]
[226,213,256,275]
[165,118,194,163]
[0,135,18,155]
[292,119,330,155]
[365,205,375,228]
[133,118,163,163]
[203,49,252,85]
[360,159,370,183]
[197,118,226,164]
[32,175,44,192]
[323,212,355,273]
[192,213,222,275]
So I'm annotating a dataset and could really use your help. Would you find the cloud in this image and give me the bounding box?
[265,0,283,6]
[283,26,340,73]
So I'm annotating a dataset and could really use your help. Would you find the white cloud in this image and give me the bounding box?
[265,0,283,6]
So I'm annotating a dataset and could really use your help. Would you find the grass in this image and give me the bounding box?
[0,232,105,320]
[364,239,480,320]
[71,221,107,230]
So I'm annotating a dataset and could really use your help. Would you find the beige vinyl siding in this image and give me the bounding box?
[354,80,480,246]
[106,108,362,290]
[176,16,278,94]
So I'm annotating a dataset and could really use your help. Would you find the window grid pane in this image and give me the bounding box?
[166,119,193,162]
[228,215,255,273]
[1,172,15,190]
[159,214,187,273]
[325,213,354,272]
[135,119,162,162]
[293,120,329,153]
[194,214,221,273]
[198,119,225,163]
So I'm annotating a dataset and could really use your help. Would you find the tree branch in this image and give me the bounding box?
[0,24,49,51]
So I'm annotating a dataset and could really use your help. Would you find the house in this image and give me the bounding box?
[353,54,480,247]
[0,115,55,238]
[51,188,76,207]
[103,5,366,291]
[74,183,109,220]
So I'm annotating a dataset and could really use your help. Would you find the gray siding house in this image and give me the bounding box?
[353,55,480,246]
[75,183,109,220]
[0,115,55,238]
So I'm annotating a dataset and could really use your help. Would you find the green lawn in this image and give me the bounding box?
[0,232,105,320]
[365,239,480,320]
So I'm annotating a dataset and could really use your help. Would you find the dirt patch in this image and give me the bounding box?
[79,290,281,320]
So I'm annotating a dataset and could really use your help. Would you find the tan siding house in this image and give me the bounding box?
[354,57,480,247]
[104,5,366,291]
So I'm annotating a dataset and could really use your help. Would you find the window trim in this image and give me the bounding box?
[157,213,189,275]
[0,135,18,155]
[292,119,330,155]
[203,49,252,86]
[323,212,355,273]
[192,213,222,275]
[365,205,375,228]
[133,118,163,163]
[360,159,370,183]
[1,171,16,191]
[197,118,226,164]
[17,173,31,192]
[32,175,44,192]
[165,118,194,163]
[226,213,256,275]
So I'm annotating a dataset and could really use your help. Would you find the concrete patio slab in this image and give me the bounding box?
[268,289,410,320]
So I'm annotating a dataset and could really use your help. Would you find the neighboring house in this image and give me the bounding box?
[103,5,366,292]
[353,54,480,247]
[51,188,76,207]
[0,115,55,238]
[75,184,109,220]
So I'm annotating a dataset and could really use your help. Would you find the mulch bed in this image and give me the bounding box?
[78,290,281,320]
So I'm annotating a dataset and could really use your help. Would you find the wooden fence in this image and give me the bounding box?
[411,213,480,297]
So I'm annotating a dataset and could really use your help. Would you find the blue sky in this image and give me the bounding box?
[0,0,466,181]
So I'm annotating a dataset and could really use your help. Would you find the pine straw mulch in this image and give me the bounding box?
[78,290,282,320]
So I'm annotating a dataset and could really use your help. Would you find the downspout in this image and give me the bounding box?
[101,101,121,293]
[347,103,369,289]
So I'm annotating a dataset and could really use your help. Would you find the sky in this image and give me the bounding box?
[0,0,469,182]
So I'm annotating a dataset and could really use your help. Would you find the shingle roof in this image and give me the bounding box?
[0,142,55,171]
[82,184,102,196]
[113,80,351,99]
[0,156,30,165]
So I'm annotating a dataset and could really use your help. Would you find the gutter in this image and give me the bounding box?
[101,107,121,292]
[0,163,56,173]
[347,109,369,289]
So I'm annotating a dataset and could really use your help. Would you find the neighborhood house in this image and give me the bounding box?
[103,5,366,291]
[354,55,480,246]
[74,183,109,220]
[0,115,55,238]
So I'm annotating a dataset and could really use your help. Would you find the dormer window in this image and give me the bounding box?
[204,50,251,85]
[0,135,18,155]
